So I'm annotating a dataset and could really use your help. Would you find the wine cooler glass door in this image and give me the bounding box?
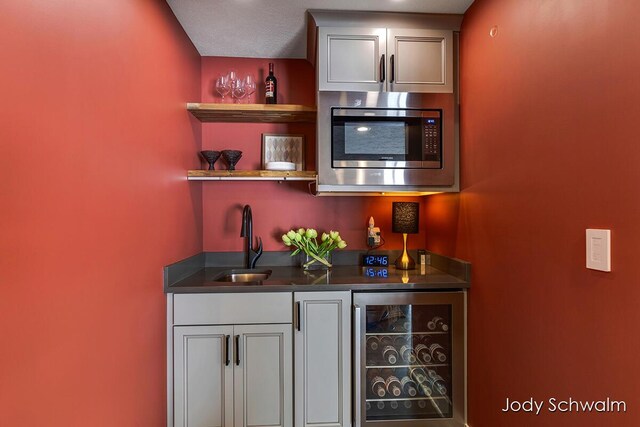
[353,292,465,427]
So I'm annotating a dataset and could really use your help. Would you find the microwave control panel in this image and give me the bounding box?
[424,118,442,162]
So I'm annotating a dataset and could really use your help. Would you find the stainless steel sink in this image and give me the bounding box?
[212,269,272,283]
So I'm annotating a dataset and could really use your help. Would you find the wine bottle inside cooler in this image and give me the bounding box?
[379,335,393,347]
[384,375,402,397]
[429,343,447,363]
[376,401,386,410]
[409,367,433,396]
[389,400,399,410]
[400,344,417,364]
[367,335,380,351]
[391,318,411,332]
[393,335,408,347]
[415,343,433,364]
[426,369,448,395]
[368,369,387,397]
[265,62,277,104]
[400,375,418,397]
[403,400,413,409]
[382,345,399,365]
[427,316,449,332]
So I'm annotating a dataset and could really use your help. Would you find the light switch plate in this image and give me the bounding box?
[586,229,611,272]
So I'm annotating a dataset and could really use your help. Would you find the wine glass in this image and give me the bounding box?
[231,78,246,103]
[243,75,256,104]
[215,75,230,101]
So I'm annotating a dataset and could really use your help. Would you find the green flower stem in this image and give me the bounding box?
[303,251,333,268]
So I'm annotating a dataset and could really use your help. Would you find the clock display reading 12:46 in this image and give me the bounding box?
[362,255,389,267]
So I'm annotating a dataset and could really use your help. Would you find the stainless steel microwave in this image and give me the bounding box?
[316,91,456,194]
[332,108,442,169]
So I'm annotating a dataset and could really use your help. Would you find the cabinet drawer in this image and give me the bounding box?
[173,292,292,325]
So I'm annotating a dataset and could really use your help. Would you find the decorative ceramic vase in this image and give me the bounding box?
[302,252,332,270]
[200,150,221,170]
[221,150,243,170]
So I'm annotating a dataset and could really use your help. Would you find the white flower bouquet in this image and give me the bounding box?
[282,228,347,269]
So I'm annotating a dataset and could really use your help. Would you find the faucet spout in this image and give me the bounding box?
[241,205,263,269]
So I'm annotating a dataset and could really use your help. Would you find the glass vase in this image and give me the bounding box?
[302,252,332,270]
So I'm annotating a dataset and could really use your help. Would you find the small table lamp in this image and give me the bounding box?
[392,202,419,270]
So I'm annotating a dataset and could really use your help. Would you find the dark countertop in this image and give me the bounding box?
[165,263,469,293]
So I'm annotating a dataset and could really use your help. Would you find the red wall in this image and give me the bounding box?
[0,1,202,425]
[199,57,425,253]
[425,1,640,425]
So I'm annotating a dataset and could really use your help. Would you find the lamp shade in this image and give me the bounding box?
[392,202,419,234]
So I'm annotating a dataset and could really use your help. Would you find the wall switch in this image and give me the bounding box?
[586,229,611,272]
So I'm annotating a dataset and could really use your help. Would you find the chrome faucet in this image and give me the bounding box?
[240,204,263,269]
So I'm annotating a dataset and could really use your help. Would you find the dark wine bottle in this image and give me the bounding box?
[382,345,399,365]
[400,375,418,397]
[265,62,277,104]
[384,375,402,397]
[428,343,447,363]
[368,369,386,398]
[366,335,380,351]
[427,316,449,332]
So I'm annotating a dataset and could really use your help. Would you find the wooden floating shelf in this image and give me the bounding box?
[188,170,317,181]
[187,103,317,123]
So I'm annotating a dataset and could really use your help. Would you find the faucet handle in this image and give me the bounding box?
[248,237,263,269]
[255,237,263,256]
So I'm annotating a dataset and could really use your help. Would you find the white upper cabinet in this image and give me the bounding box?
[387,28,453,93]
[317,27,453,93]
[319,27,386,92]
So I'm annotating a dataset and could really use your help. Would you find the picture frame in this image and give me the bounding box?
[261,134,305,171]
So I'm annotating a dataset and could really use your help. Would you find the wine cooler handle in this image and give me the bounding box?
[295,301,301,332]
[234,335,240,366]
[353,305,362,427]
[380,54,386,82]
[224,335,230,366]
[390,54,395,83]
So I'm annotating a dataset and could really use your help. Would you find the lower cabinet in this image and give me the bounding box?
[168,291,350,427]
[173,325,233,427]
[173,324,292,427]
[294,291,351,427]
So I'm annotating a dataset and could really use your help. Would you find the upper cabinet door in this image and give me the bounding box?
[174,325,234,427]
[318,27,387,92]
[387,29,454,93]
[234,324,292,427]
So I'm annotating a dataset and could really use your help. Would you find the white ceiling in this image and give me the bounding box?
[166,0,474,58]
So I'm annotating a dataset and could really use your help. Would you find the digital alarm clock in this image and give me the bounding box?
[362,254,389,267]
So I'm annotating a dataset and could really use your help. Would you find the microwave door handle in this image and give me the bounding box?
[379,54,385,82]
[353,304,363,427]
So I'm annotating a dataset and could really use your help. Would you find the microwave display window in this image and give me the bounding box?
[344,122,408,155]
[332,107,442,169]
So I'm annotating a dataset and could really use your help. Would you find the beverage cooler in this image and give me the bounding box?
[353,292,466,427]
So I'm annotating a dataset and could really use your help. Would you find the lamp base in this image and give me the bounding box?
[395,233,416,270]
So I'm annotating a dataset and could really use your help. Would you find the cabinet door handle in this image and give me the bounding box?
[224,335,230,366]
[295,301,301,331]
[234,335,240,366]
[390,54,395,83]
[380,54,386,82]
